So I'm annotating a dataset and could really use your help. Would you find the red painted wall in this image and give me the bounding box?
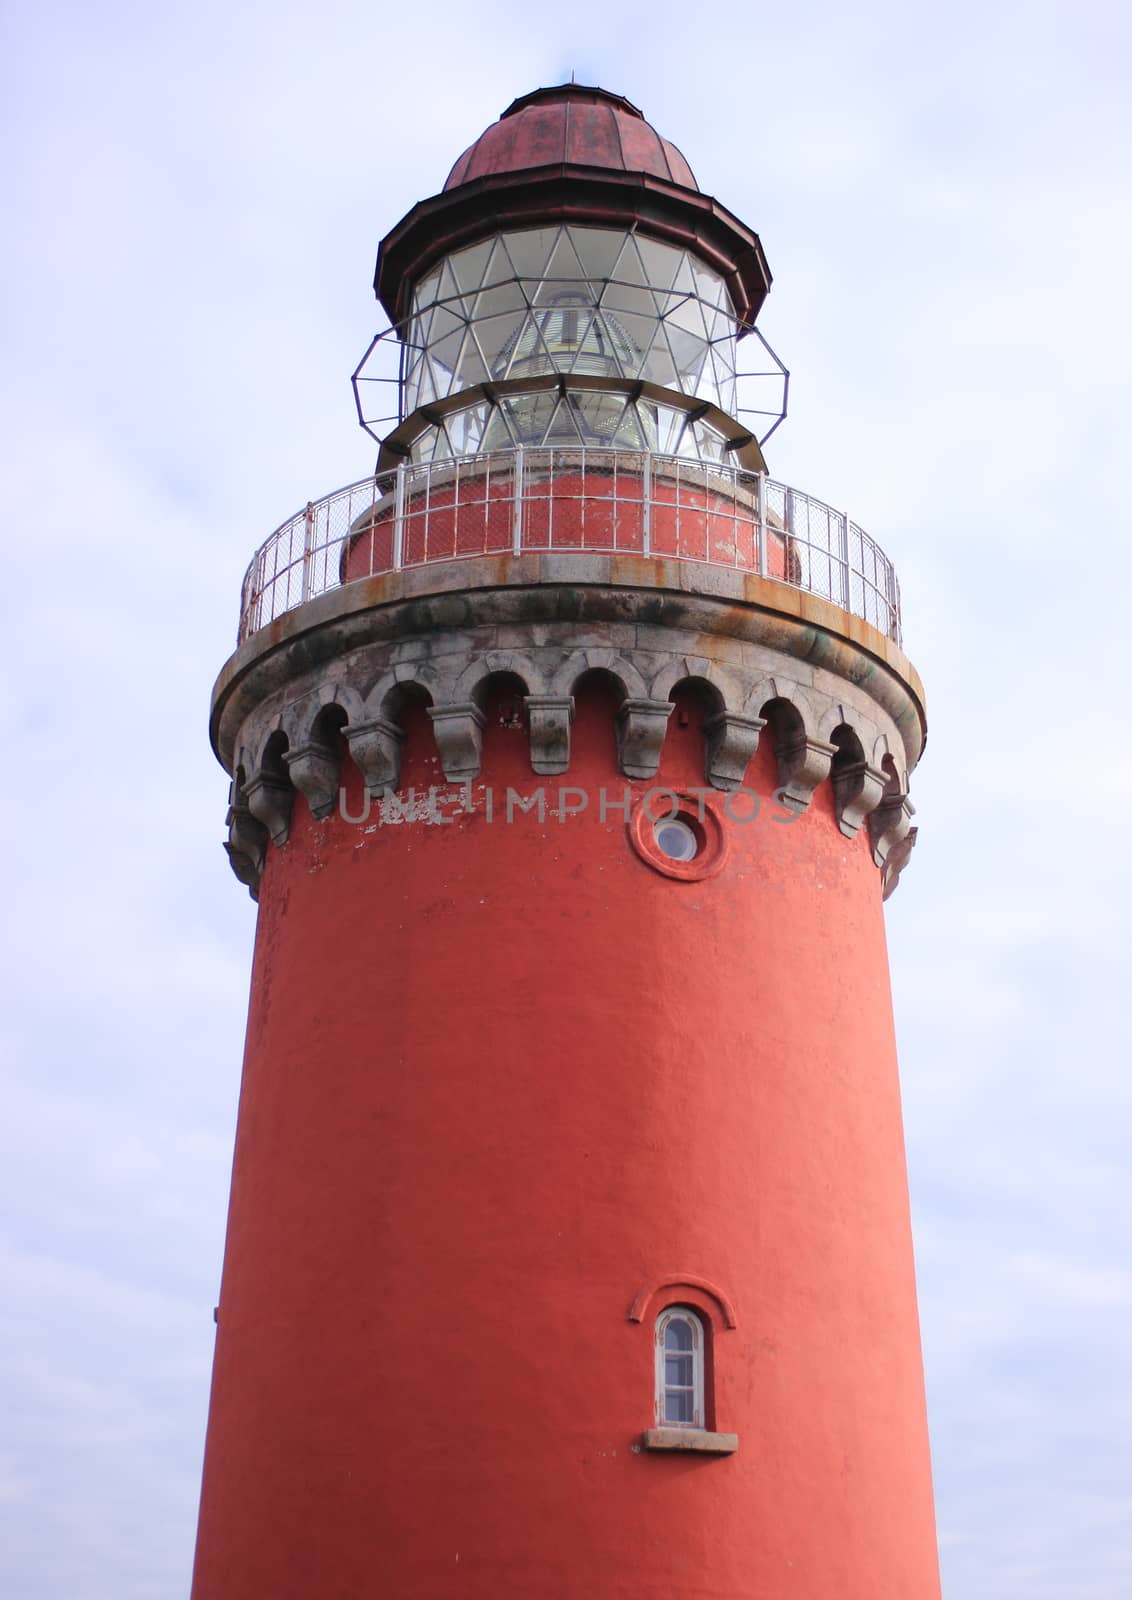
[192,679,940,1599]
[341,470,793,583]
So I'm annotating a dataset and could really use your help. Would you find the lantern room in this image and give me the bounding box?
[353,84,786,469]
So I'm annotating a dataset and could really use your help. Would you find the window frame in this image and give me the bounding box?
[655,1305,706,1430]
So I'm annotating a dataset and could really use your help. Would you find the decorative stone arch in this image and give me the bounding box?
[740,674,803,723]
[287,681,362,742]
[551,650,667,779]
[243,724,294,847]
[647,657,739,711]
[224,756,268,900]
[664,669,764,793]
[628,1274,738,1331]
[813,697,873,748]
[871,733,907,795]
[453,649,544,703]
[333,671,427,797]
[869,752,915,873]
[549,646,649,703]
[363,663,443,722]
[279,692,357,823]
[751,686,835,814]
[829,720,887,840]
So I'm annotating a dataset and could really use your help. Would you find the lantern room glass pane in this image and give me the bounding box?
[403,227,739,421]
[402,392,733,465]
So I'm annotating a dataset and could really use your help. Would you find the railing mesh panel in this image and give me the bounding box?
[238,448,902,645]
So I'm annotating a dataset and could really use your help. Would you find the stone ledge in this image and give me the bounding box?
[641,1428,738,1455]
[212,560,926,770]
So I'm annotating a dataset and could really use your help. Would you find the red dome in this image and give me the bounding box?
[444,84,698,193]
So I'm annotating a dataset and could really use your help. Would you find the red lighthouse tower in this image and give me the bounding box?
[194,85,938,1599]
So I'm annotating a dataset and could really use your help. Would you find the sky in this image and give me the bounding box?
[1,1,1130,1595]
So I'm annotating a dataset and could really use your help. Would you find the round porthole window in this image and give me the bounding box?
[629,793,728,881]
[654,817,698,861]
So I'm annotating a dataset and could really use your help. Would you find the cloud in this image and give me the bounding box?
[2,1,1129,1595]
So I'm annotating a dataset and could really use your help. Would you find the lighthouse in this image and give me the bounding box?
[194,83,939,1599]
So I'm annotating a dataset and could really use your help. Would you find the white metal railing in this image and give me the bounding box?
[238,448,901,646]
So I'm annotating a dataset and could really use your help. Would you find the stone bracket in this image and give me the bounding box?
[244,772,294,847]
[617,699,673,780]
[832,759,888,840]
[869,792,915,868]
[428,702,486,782]
[525,695,575,775]
[703,712,765,792]
[882,826,918,900]
[346,716,406,794]
[225,800,268,901]
[285,740,340,820]
[776,735,837,814]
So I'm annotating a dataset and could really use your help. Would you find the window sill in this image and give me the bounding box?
[642,1428,738,1455]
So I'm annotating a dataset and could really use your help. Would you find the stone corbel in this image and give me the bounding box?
[882,826,918,900]
[775,735,837,814]
[244,772,294,846]
[832,760,889,840]
[525,695,574,776]
[285,740,340,819]
[428,703,486,782]
[224,802,268,900]
[346,716,406,794]
[616,699,674,781]
[869,792,916,869]
[703,712,765,791]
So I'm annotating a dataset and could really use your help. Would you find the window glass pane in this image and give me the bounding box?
[666,327,708,379]
[610,233,652,290]
[572,392,643,449]
[470,280,527,321]
[413,269,440,313]
[569,227,628,279]
[664,295,713,340]
[451,330,490,388]
[450,238,494,295]
[652,404,688,454]
[670,255,698,299]
[641,327,679,390]
[692,257,734,313]
[666,1354,693,1386]
[665,1389,695,1424]
[543,231,588,281]
[469,310,526,373]
[692,422,727,463]
[532,276,591,308]
[599,281,658,323]
[428,328,464,383]
[665,1318,694,1351]
[636,236,681,294]
[428,305,465,345]
[500,228,558,279]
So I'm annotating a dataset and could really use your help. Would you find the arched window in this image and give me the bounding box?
[655,1306,705,1428]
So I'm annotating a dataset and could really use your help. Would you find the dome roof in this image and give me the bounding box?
[444,85,698,194]
[375,85,770,330]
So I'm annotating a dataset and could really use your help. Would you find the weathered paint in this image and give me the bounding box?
[191,679,940,1599]
[339,470,795,586]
